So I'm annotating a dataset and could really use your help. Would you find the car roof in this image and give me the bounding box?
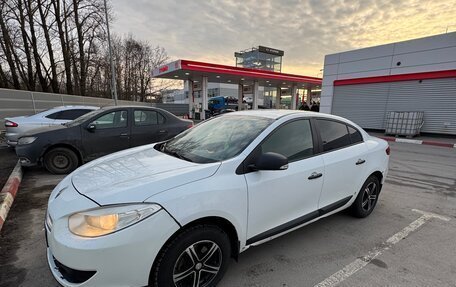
[222,109,358,122]
[45,105,99,111]
[100,105,157,110]
[222,109,328,119]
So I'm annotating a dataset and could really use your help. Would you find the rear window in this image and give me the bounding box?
[57,109,92,120]
[45,111,61,119]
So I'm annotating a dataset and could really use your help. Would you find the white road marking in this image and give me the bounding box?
[396,138,423,145]
[314,209,450,287]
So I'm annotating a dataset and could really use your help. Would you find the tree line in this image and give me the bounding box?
[0,0,170,101]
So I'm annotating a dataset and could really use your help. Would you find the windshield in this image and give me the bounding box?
[64,109,102,127]
[161,115,273,163]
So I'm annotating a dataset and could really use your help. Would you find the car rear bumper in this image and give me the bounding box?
[46,209,180,287]
[6,140,18,147]
[5,131,18,146]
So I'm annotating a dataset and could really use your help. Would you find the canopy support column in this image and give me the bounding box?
[201,76,208,120]
[291,84,297,110]
[186,80,194,118]
[253,80,259,109]
[306,87,312,105]
[276,87,281,109]
[238,84,243,110]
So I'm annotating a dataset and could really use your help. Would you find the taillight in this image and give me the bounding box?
[386,146,390,155]
[187,123,194,129]
[5,120,18,127]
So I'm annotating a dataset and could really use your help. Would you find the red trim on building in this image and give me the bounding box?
[334,69,456,86]
[180,60,322,84]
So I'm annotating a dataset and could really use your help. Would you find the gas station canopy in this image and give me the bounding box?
[152,59,322,120]
[152,60,322,89]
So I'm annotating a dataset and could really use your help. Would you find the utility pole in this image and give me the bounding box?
[104,0,117,105]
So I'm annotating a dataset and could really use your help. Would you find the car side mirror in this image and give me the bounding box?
[249,152,288,171]
[87,123,96,132]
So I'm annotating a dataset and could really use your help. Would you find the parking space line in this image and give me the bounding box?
[314,209,450,287]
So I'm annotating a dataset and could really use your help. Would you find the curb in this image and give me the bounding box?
[0,160,23,232]
[378,136,456,148]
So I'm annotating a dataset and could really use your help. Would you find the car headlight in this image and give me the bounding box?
[68,204,162,237]
[18,136,37,145]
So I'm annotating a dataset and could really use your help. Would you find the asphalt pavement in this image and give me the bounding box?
[0,147,17,189]
[0,142,455,287]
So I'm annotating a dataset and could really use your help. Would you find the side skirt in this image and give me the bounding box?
[246,196,352,245]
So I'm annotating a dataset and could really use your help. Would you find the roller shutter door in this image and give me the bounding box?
[332,77,456,135]
[332,83,389,130]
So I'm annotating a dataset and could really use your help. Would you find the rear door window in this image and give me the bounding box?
[317,119,351,152]
[134,110,158,126]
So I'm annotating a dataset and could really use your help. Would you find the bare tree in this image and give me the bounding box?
[37,0,58,92]
[0,2,21,89]
[0,0,171,102]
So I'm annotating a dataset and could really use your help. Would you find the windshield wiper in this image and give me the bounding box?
[162,145,193,162]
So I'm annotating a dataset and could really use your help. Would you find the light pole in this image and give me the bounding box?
[104,0,118,105]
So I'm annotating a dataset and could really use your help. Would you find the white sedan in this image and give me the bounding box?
[45,110,389,287]
[4,105,98,146]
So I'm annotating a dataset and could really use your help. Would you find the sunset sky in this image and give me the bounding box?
[111,0,456,77]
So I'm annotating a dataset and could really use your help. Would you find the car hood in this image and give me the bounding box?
[71,144,221,205]
[22,124,67,137]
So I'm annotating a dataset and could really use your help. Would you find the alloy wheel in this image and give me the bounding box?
[361,182,377,212]
[172,240,222,287]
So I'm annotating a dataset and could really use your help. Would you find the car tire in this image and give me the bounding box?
[43,147,79,174]
[351,175,380,218]
[150,224,231,287]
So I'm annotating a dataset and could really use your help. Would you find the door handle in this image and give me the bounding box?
[159,130,167,133]
[356,159,366,165]
[120,133,129,137]
[308,172,323,180]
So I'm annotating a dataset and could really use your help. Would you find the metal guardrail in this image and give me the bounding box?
[0,88,189,129]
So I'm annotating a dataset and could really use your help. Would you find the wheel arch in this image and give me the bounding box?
[170,216,239,259]
[149,215,240,285]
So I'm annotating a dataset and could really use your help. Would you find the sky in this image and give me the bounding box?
[111,0,456,77]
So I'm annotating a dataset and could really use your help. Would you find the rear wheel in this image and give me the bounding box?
[43,147,79,174]
[151,225,231,287]
[351,175,380,218]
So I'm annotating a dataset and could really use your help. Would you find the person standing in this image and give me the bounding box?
[311,101,319,112]
[299,102,310,110]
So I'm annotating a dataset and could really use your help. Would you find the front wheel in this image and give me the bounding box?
[351,175,380,218]
[151,225,231,287]
[43,147,79,174]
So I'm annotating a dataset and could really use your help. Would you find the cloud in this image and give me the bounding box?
[111,0,456,76]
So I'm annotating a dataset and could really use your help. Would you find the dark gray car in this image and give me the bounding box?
[15,106,193,174]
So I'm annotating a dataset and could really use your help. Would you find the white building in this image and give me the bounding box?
[321,32,456,135]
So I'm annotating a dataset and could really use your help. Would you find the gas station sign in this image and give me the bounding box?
[152,60,181,76]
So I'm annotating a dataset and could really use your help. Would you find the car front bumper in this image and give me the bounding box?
[46,209,180,287]
[15,143,41,166]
